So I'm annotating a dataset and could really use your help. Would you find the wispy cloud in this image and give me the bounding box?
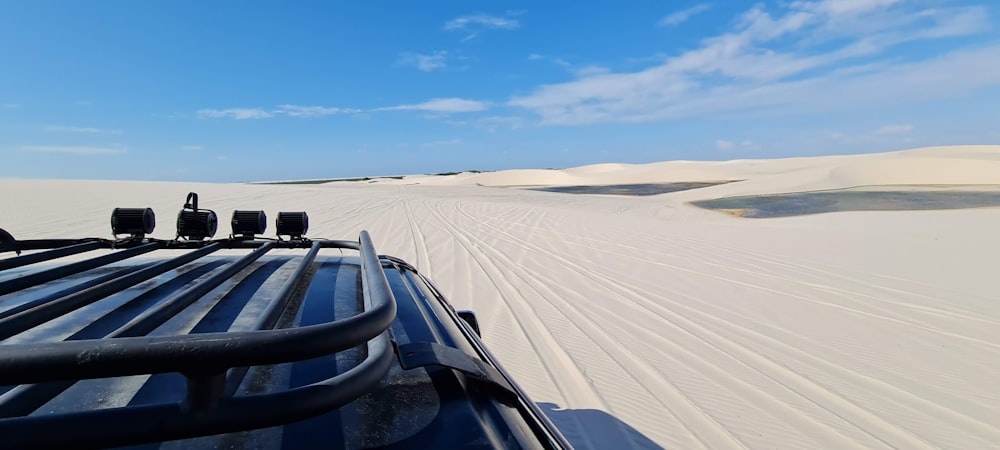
[509,1,996,126]
[658,3,712,27]
[716,139,759,151]
[43,125,123,134]
[275,105,360,117]
[877,124,914,134]
[197,105,359,120]
[447,115,526,133]
[198,100,485,119]
[1,103,18,109]
[21,145,127,155]
[573,65,611,77]
[421,139,463,148]
[527,54,572,67]
[397,51,448,72]
[444,14,520,31]
[445,13,521,41]
[180,145,204,151]
[379,98,489,113]
[197,108,274,120]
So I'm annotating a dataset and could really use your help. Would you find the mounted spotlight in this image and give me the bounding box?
[111,208,155,238]
[276,211,309,239]
[175,192,217,241]
[231,210,267,238]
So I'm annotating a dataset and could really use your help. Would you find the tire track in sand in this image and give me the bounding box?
[453,202,941,449]
[397,186,432,272]
[478,214,1000,352]
[447,203,749,449]
[422,201,607,409]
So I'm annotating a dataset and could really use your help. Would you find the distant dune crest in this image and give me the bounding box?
[368,146,1000,197]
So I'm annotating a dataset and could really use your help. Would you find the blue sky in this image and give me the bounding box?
[1,0,999,182]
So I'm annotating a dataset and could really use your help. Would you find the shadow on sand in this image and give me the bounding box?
[538,402,662,449]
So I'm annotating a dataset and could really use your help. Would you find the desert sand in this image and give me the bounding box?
[2,145,1000,448]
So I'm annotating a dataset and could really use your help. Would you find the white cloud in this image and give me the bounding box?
[379,98,489,113]
[658,4,712,27]
[180,145,204,151]
[397,51,448,72]
[573,65,611,77]
[528,54,572,67]
[197,108,274,120]
[43,125,123,134]
[421,139,463,148]
[877,124,914,134]
[509,1,996,126]
[446,115,525,132]
[799,0,902,17]
[275,105,358,117]
[197,105,360,120]
[21,145,127,155]
[475,116,525,132]
[717,139,760,151]
[444,14,520,31]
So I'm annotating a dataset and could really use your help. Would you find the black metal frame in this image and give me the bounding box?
[407,265,574,450]
[0,231,398,448]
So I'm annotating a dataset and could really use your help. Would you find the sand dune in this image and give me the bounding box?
[2,145,999,448]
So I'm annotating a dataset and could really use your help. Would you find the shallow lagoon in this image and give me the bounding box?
[692,187,1000,218]
[531,181,733,196]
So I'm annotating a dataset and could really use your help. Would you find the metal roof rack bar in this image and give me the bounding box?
[225,241,322,396]
[0,243,223,340]
[115,242,275,338]
[0,241,103,271]
[0,231,398,447]
[0,236,394,384]
[0,243,277,417]
[0,334,393,449]
[0,262,151,321]
[0,237,363,253]
[0,241,164,296]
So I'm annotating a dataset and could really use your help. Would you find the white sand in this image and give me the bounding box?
[2,145,1000,448]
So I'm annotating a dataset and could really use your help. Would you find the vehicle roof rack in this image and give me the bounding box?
[0,228,397,448]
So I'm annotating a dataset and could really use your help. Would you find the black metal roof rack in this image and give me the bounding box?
[0,230,398,448]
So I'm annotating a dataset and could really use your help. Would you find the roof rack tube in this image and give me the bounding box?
[0,234,396,386]
[318,239,359,250]
[0,242,164,297]
[0,243,224,341]
[0,233,399,447]
[0,333,394,448]
[0,245,275,418]
[114,242,276,338]
[0,263,152,322]
[0,241,103,272]
[358,230,394,320]
[252,241,321,331]
[225,241,322,396]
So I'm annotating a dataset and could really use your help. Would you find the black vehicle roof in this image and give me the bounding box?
[0,234,569,449]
